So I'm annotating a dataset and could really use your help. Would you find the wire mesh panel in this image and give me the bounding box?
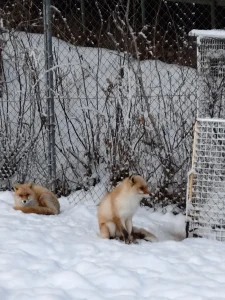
[0,31,49,189]
[187,118,225,241]
[189,30,225,119]
[186,30,225,240]
[44,0,203,210]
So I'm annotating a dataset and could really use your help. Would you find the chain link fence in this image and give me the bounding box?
[1,0,225,212]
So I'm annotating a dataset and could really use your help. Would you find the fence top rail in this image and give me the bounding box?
[189,29,225,39]
[197,118,225,123]
[167,0,225,7]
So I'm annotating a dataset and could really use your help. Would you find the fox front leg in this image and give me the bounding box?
[122,228,131,244]
[125,218,138,244]
[121,219,137,244]
[115,218,131,244]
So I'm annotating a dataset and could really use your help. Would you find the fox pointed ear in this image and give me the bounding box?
[129,175,135,185]
[14,183,21,191]
[28,182,34,189]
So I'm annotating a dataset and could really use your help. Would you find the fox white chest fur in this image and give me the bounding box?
[116,193,141,219]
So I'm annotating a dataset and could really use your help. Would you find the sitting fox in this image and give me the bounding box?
[13,183,60,215]
[98,175,157,244]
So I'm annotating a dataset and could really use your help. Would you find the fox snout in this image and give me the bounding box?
[143,187,150,195]
[22,200,27,204]
[140,187,150,197]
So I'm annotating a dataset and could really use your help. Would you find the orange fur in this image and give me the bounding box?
[13,183,60,215]
[98,175,156,243]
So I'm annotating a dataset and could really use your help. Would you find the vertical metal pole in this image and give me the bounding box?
[43,0,56,191]
[80,0,86,33]
[211,0,216,29]
[141,0,145,27]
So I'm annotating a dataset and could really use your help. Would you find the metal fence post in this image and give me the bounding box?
[141,0,145,27]
[43,0,56,191]
[80,0,86,33]
[211,0,216,29]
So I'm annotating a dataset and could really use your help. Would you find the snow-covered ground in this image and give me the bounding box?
[1,188,225,300]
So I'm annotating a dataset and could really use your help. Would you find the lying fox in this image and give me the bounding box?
[98,175,157,244]
[13,183,60,215]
